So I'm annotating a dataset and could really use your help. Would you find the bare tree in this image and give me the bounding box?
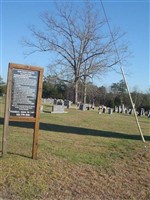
[23,2,128,103]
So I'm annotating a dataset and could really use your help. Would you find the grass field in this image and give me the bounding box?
[0,98,150,200]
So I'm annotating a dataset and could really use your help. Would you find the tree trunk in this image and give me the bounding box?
[83,76,87,104]
[74,79,79,104]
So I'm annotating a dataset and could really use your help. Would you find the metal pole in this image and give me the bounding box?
[100,0,146,143]
[120,63,145,143]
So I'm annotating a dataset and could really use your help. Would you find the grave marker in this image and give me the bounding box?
[40,105,44,113]
[79,103,87,111]
[64,100,71,109]
[108,108,113,114]
[51,105,66,113]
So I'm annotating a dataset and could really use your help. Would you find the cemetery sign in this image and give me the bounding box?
[2,63,44,159]
[10,69,39,117]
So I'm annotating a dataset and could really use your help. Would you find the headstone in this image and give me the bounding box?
[147,110,150,118]
[51,105,66,113]
[119,105,122,113]
[77,102,80,107]
[139,108,145,116]
[129,108,133,115]
[79,103,86,111]
[108,108,113,114]
[91,99,95,110]
[41,98,45,104]
[113,106,118,113]
[125,109,128,114]
[98,106,102,114]
[64,100,71,109]
[91,103,95,110]
[102,106,106,113]
[117,106,120,113]
[40,105,43,113]
[54,99,57,105]
[92,105,95,110]
[121,104,125,113]
[57,100,63,105]
[87,106,90,110]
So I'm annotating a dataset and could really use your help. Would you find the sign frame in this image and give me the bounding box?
[2,63,44,159]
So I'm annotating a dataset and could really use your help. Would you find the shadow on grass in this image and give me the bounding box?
[43,111,51,113]
[0,149,32,159]
[0,117,150,141]
[7,152,32,159]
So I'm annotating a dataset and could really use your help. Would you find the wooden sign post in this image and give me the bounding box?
[2,63,44,159]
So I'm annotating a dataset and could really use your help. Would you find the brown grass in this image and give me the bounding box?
[0,100,150,199]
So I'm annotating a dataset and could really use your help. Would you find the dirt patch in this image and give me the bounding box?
[39,147,150,200]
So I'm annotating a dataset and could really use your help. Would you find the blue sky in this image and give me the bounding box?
[0,0,149,92]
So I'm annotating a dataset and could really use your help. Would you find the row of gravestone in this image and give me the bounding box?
[42,98,72,107]
[79,104,114,114]
[41,98,72,113]
[79,104,127,113]
[41,100,150,117]
[113,105,133,114]
[137,108,150,117]
[79,103,150,117]
[113,106,149,116]
[42,98,54,104]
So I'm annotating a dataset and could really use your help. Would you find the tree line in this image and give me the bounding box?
[42,76,150,111]
[0,75,149,111]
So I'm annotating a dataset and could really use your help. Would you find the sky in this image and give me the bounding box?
[0,0,149,92]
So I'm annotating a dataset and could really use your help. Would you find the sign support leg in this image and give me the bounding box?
[32,120,40,159]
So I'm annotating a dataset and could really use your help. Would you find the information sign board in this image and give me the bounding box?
[2,63,44,159]
[10,69,39,117]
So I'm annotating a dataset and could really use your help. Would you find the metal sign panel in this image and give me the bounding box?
[10,69,39,117]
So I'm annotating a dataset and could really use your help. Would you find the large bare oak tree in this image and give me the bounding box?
[23,2,128,103]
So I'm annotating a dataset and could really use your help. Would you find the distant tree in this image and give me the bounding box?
[42,75,73,100]
[56,82,68,99]
[141,94,150,111]
[64,82,74,101]
[96,86,107,105]
[107,98,114,108]
[111,79,127,105]
[111,79,126,94]
[114,96,121,106]
[111,83,119,94]
[23,2,128,103]
[131,90,150,111]
[86,83,99,105]
[0,76,6,96]
[131,91,142,108]
[118,80,127,94]
[42,76,59,98]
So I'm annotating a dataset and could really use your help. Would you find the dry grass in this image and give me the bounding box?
[0,100,150,199]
